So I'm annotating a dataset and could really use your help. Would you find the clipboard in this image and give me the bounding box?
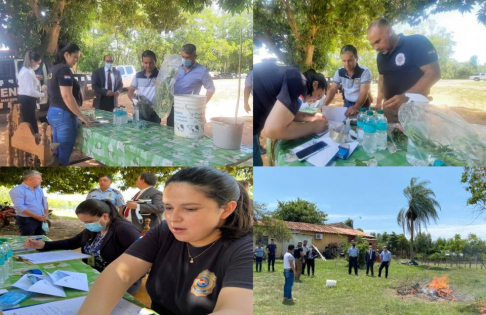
[14,250,91,265]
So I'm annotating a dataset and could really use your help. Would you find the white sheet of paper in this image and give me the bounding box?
[3,296,144,315]
[0,289,8,295]
[11,274,66,297]
[17,250,90,264]
[306,138,339,166]
[48,270,89,292]
[322,106,346,122]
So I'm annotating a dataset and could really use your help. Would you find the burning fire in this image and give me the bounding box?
[428,275,456,301]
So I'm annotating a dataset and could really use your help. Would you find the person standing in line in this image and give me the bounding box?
[301,240,309,276]
[365,243,376,276]
[306,247,317,277]
[348,241,359,276]
[283,244,296,301]
[266,239,277,272]
[294,241,304,281]
[254,242,265,272]
[379,246,392,278]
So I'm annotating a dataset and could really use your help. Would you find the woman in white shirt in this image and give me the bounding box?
[18,51,47,134]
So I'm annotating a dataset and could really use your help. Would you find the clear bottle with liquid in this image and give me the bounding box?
[363,111,377,154]
[356,108,367,144]
[376,110,388,151]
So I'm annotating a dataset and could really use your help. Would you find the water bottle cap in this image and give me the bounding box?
[367,111,373,116]
[359,108,366,112]
[378,109,384,114]
[370,107,376,111]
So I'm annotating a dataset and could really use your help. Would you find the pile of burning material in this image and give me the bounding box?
[396,275,459,301]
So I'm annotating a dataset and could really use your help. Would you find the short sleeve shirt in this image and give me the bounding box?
[266,244,276,255]
[293,247,303,259]
[245,70,253,96]
[131,68,159,103]
[332,64,372,102]
[254,247,265,258]
[125,221,252,315]
[283,252,295,269]
[86,188,125,208]
[253,62,308,135]
[47,63,74,111]
[377,33,438,99]
[348,246,359,257]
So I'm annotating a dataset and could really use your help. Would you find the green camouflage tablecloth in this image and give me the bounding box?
[76,110,253,166]
[0,235,145,310]
[271,134,410,166]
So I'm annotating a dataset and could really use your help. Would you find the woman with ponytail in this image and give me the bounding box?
[253,62,329,166]
[79,167,253,315]
[18,51,46,134]
[24,199,142,294]
[47,43,91,166]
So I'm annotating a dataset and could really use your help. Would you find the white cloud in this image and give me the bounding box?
[426,224,486,240]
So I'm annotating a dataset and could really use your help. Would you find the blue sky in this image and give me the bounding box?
[254,167,486,240]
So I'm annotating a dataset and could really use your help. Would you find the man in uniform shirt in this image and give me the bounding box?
[266,239,277,272]
[379,246,392,278]
[254,242,265,272]
[365,243,377,276]
[167,44,215,127]
[367,18,441,122]
[128,50,161,123]
[86,175,125,211]
[323,45,372,116]
[9,170,48,236]
[122,172,165,231]
[294,241,304,281]
[348,241,359,276]
[91,54,123,112]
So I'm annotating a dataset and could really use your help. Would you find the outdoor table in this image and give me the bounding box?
[0,235,145,311]
[269,133,411,166]
[76,110,253,166]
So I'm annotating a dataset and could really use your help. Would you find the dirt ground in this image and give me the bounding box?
[0,78,253,166]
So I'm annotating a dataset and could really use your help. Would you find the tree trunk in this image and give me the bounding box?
[410,220,414,261]
[304,45,315,68]
[38,0,66,64]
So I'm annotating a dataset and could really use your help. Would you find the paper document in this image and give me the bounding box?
[17,250,90,264]
[290,135,339,167]
[47,270,89,291]
[12,274,66,297]
[3,296,145,315]
[321,106,346,122]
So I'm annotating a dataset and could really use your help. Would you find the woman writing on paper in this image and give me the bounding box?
[78,167,253,315]
[24,199,142,294]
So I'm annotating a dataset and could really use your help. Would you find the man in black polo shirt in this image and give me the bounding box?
[266,239,277,272]
[367,18,441,122]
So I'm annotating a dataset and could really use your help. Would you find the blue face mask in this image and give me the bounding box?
[84,217,106,232]
[182,59,193,67]
[104,63,113,70]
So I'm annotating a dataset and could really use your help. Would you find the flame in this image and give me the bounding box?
[428,275,456,301]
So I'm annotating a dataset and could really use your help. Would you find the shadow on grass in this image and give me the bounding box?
[415,265,452,272]
[282,299,296,306]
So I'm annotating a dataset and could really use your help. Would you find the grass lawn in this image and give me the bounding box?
[254,258,486,315]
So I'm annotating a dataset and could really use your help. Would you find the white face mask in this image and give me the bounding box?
[32,64,40,71]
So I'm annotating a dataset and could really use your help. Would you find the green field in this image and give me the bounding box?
[254,259,486,315]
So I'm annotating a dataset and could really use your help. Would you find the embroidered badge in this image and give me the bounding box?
[47,73,52,80]
[354,78,360,84]
[191,269,217,297]
[395,53,405,66]
[152,78,156,83]
[109,193,113,198]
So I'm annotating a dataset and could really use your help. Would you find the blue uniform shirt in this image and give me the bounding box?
[380,250,392,262]
[174,63,215,95]
[348,246,359,257]
[9,183,47,217]
[254,246,265,258]
[87,187,125,208]
[266,244,277,256]
[131,68,159,103]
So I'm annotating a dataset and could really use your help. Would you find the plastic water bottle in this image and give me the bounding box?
[363,111,377,154]
[113,107,118,125]
[376,110,388,150]
[0,241,6,285]
[357,108,366,144]
[133,103,140,123]
[0,239,13,276]
[115,107,122,126]
[120,107,126,124]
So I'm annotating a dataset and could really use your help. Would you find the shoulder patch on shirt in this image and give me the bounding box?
[88,188,98,193]
[191,269,217,297]
[64,75,72,80]
[47,73,52,80]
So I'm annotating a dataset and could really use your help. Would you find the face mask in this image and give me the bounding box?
[84,217,106,232]
[32,64,40,71]
[105,63,113,70]
[41,221,49,233]
[182,59,193,67]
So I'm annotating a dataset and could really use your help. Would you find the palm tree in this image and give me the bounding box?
[397,178,441,263]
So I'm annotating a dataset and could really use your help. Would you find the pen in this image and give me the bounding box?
[33,238,43,240]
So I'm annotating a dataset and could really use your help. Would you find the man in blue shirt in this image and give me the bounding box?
[368,18,441,122]
[86,175,125,211]
[167,44,216,127]
[254,242,266,272]
[348,241,359,276]
[9,170,48,236]
[266,239,277,272]
[379,246,392,278]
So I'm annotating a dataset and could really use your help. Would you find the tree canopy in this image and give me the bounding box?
[0,167,252,194]
[253,202,293,243]
[272,198,328,224]
[461,167,486,219]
